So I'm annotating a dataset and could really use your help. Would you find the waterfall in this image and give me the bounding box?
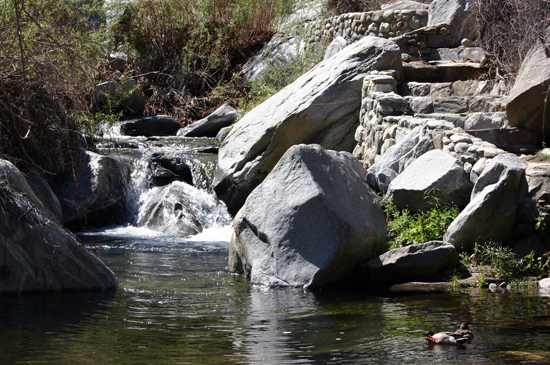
[96,122,231,238]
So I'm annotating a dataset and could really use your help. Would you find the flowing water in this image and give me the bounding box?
[1,132,550,364]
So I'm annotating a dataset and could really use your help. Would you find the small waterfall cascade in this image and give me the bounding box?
[95,123,232,238]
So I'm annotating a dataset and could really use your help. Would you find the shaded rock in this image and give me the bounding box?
[25,174,63,224]
[178,104,238,137]
[0,189,117,294]
[215,126,232,143]
[381,0,429,11]
[0,159,48,220]
[465,112,505,131]
[389,282,450,292]
[59,149,129,229]
[214,36,403,215]
[357,241,458,284]
[369,126,434,193]
[428,0,478,47]
[137,182,230,237]
[506,30,550,143]
[229,144,389,289]
[120,115,181,137]
[241,34,305,85]
[150,152,193,187]
[324,36,347,60]
[512,235,547,259]
[444,153,528,250]
[96,78,145,116]
[386,150,473,211]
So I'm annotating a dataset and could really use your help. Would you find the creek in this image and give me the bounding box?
[1,132,549,364]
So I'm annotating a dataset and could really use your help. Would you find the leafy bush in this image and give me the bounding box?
[384,189,459,250]
[473,242,549,280]
[109,0,293,123]
[0,0,106,181]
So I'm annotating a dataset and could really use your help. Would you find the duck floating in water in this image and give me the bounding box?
[423,323,473,346]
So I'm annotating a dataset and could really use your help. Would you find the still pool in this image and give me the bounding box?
[1,227,549,364]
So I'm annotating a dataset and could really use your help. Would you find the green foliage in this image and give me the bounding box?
[536,216,550,244]
[384,189,459,250]
[0,0,107,177]
[109,0,293,121]
[535,150,550,161]
[237,43,327,117]
[473,242,549,280]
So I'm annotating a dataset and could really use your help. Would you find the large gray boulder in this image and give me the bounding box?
[386,150,473,211]
[241,34,305,85]
[323,36,347,60]
[428,0,477,47]
[214,36,403,215]
[137,182,230,236]
[178,104,238,137]
[120,115,181,137]
[357,241,458,283]
[26,174,63,224]
[59,149,129,229]
[229,144,389,289]
[1,159,48,218]
[0,189,117,294]
[506,30,550,141]
[368,126,434,193]
[444,153,528,250]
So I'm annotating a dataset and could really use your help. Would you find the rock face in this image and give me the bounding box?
[385,150,473,211]
[214,36,403,214]
[368,126,434,193]
[323,36,347,60]
[0,189,117,294]
[357,241,458,283]
[120,115,181,137]
[229,144,389,289]
[178,104,238,137]
[428,0,477,47]
[25,174,63,224]
[506,30,550,142]
[241,34,305,85]
[59,149,129,229]
[444,153,528,250]
[149,152,193,187]
[137,182,230,236]
[96,78,145,116]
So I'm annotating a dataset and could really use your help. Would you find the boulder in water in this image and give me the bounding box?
[137,182,230,236]
[120,115,181,137]
[0,188,117,294]
[229,144,389,289]
[214,36,403,215]
[178,104,238,138]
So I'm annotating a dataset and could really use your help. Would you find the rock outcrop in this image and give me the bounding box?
[120,115,181,137]
[178,104,238,138]
[385,149,472,211]
[506,29,550,143]
[59,149,129,229]
[444,153,528,250]
[137,182,230,236]
[357,241,458,284]
[214,36,402,214]
[229,144,389,289]
[96,78,145,116]
[0,187,117,294]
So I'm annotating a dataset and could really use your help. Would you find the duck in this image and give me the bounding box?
[423,330,468,345]
[455,322,473,343]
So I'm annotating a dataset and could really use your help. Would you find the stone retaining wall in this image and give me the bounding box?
[306,10,429,44]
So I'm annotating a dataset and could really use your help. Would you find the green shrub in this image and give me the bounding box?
[473,242,549,280]
[109,0,293,122]
[0,0,107,180]
[384,189,459,250]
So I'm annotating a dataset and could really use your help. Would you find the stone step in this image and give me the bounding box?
[402,60,488,83]
[404,95,504,116]
[428,47,486,63]
[398,79,510,98]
